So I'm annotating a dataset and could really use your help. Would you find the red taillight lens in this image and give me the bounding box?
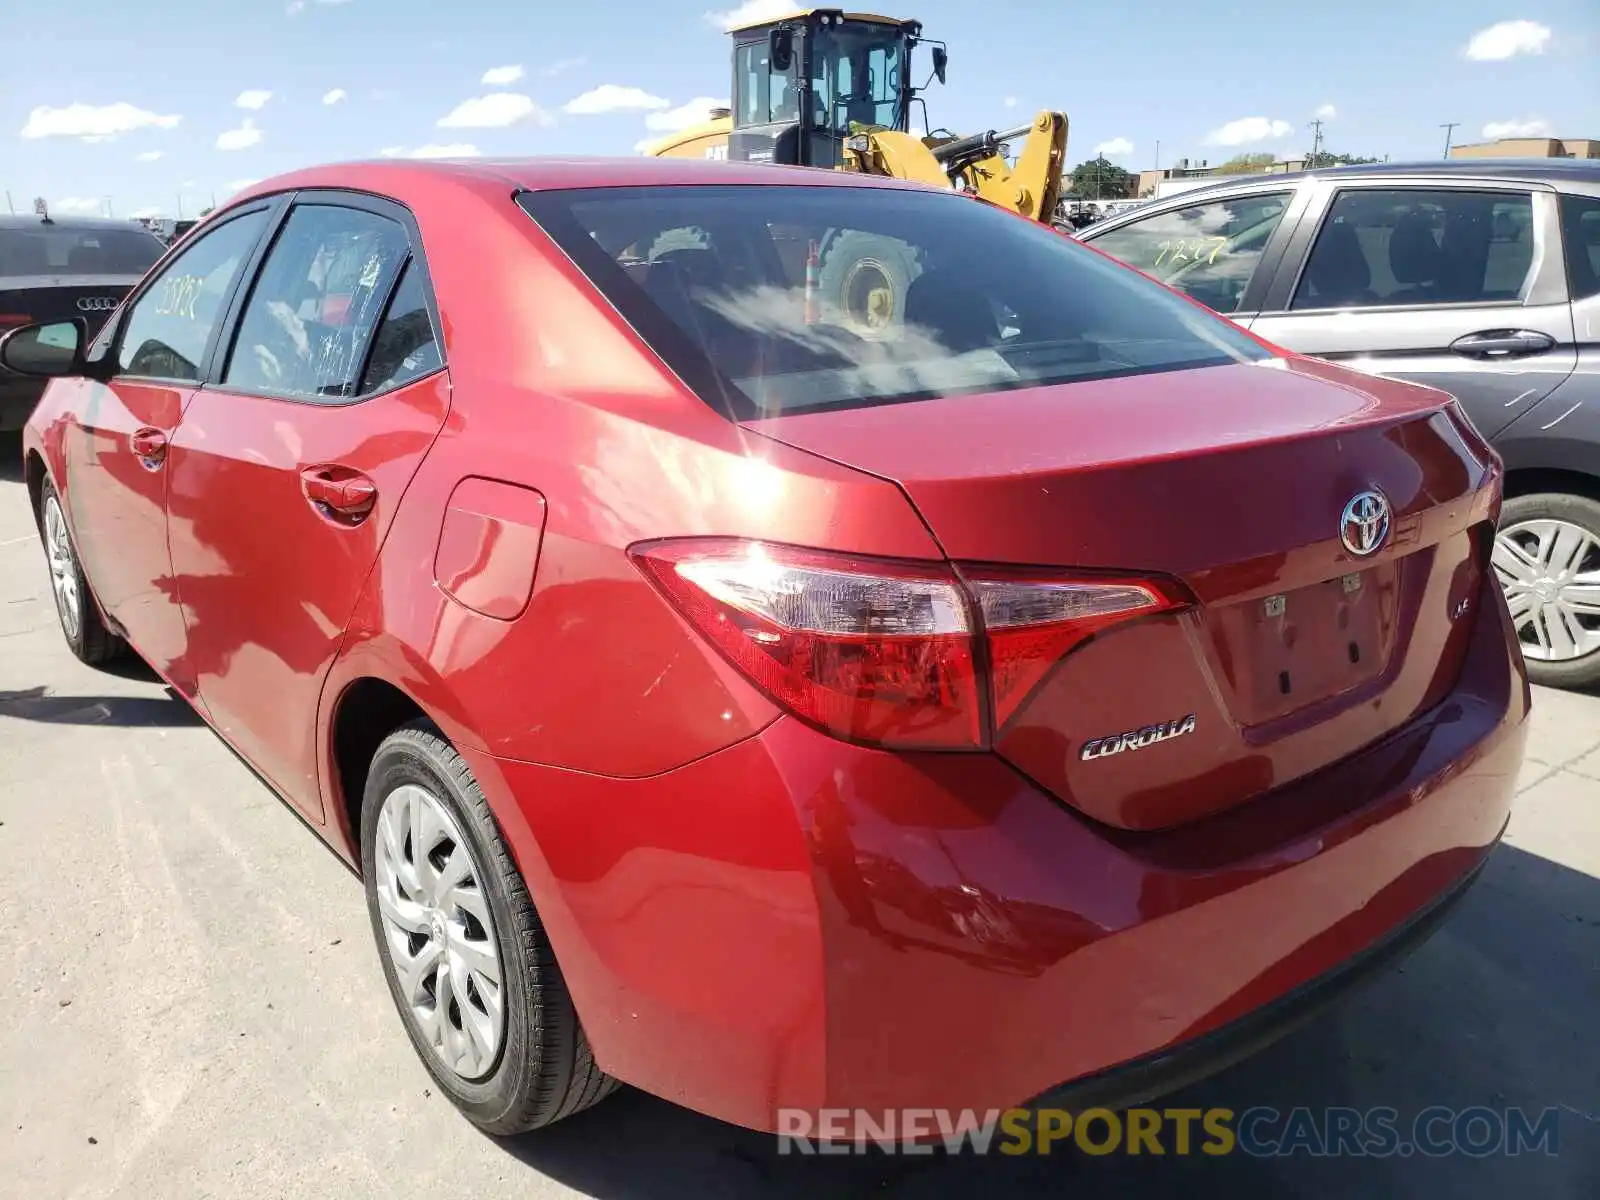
[965,572,1183,729]
[631,538,982,749]
[0,314,33,329]
[631,538,1186,750]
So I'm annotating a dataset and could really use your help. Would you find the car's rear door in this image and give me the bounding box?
[62,202,278,694]
[163,191,450,818]
[1249,177,1578,440]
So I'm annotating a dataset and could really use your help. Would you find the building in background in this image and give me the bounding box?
[1136,157,1307,201]
[1450,136,1599,160]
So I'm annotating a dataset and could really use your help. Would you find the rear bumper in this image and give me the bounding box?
[462,572,1528,1133]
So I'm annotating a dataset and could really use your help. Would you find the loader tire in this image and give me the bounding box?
[817,232,923,337]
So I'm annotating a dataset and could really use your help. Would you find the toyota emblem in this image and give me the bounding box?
[1340,490,1391,557]
[76,296,119,312]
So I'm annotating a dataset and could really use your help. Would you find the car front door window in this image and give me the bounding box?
[1087,192,1292,313]
[115,211,271,380]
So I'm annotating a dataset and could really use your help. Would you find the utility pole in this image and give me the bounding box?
[4,189,13,214]
[1308,118,1325,165]
[1154,139,1161,171]
[1439,122,1460,159]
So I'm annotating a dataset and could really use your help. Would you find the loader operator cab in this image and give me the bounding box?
[728,9,946,170]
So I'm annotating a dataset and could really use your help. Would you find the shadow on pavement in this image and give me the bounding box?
[493,843,1599,1198]
[0,432,22,484]
[0,684,201,727]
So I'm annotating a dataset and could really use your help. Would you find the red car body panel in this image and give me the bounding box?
[16,157,1530,1135]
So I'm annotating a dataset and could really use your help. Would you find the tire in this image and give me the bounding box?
[1493,491,1600,689]
[816,230,923,337]
[360,720,617,1135]
[36,477,123,667]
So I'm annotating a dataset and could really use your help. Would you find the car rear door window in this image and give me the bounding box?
[1291,188,1537,310]
[116,209,271,381]
[1085,192,1293,313]
[223,204,410,402]
[1559,193,1600,301]
[357,262,443,394]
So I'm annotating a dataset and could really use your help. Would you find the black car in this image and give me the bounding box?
[1,213,167,430]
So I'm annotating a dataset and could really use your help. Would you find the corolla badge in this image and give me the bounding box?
[1340,490,1391,557]
[1081,714,1197,761]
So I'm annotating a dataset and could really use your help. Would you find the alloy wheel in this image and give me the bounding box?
[374,783,506,1081]
[43,496,81,642]
[1492,518,1600,663]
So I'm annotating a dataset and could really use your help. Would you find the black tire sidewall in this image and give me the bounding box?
[359,728,538,1127]
[1497,491,1600,689]
[37,478,97,661]
[816,230,922,336]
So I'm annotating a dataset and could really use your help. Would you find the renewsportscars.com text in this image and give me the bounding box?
[776,1105,1562,1157]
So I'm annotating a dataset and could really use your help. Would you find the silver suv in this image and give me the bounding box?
[1081,159,1600,689]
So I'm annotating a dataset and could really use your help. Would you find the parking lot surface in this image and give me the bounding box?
[2,432,1596,1198]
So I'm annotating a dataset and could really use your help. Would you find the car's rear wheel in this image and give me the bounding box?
[1493,492,1600,689]
[38,479,122,666]
[360,720,617,1135]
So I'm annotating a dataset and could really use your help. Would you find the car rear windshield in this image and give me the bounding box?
[517,183,1270,419]
[0,226,165,277]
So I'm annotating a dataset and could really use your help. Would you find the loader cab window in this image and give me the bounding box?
[734,39,799,127]
[812,23,907,135]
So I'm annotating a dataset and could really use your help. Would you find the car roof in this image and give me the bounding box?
[1158,157,1600,204]
[232,155,940,204]
[0,214,158,232]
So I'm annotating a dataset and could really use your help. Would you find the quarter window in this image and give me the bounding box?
[1087,192,1292,313]
[1292,188,1537,310]
[358,263,442,394]
[1559,193,1600,301]
[223,204,409,401]
[116,210,270,380]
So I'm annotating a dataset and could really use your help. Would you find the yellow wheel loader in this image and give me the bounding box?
[643,8,1070,332]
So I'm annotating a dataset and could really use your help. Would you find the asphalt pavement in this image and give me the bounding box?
[1,432,1596,1198]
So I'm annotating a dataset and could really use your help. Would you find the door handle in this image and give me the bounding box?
[1449,329,1556,359]
[129,427,168,468]
[300,465,377,524]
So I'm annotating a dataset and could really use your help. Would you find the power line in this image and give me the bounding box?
[1439,122,1460,159]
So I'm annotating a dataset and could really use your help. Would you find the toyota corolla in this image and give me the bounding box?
[6,157,1528,1137]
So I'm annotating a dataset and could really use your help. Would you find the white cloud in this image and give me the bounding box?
[130,206,165,219]
[1094,136,1135,157]
[288,0,353,10]
[564,84,670,115]
[235,90,273,110]
[53,197,104,215]
[216,119,262,151]
[436,92,554,128]
[1482,117,1553,139]
[1465,19,1552,61]
[135,150,164,162]
[1204,117,1294,146]
[322,88,347,105]
[634,137,660,154]
[645,96,729,132]
[407,143,482,158]
[705,0,791,30]
[1314,103,1338,120]
[1003,96,1018,109]
[541,56,586,77]
[225,178,259,192]
[481,64,525,86]
[181,179,198,188]
[378,145,407,157]
[20,102,182,141]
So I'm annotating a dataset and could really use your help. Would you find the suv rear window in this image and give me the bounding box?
[0,226,166,277]
[518,184,1269,418]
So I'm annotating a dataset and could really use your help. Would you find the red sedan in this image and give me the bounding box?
[4,157,1527,1137]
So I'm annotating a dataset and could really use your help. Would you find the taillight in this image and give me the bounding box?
[0,314,32,330]
[630,538,1186,750]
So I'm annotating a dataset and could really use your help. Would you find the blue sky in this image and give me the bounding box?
[4,0,1596,219]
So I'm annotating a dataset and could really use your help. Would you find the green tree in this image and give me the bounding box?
[1304,151,1382,169]
[1068,156,1133,200]
[1213,153,1277,175]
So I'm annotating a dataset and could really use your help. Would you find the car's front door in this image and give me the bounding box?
[66,204,275,694]
[163,193,449,818]
[1249,181,1578,440]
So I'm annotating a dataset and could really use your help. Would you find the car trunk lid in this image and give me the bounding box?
[745,357,1500,831]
